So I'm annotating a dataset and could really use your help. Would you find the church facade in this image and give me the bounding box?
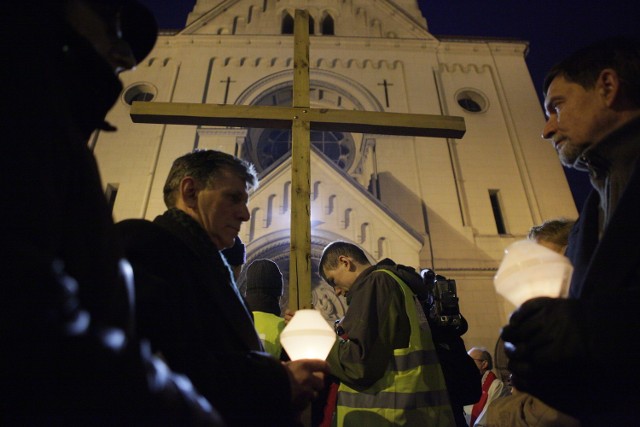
[93,0,577,355]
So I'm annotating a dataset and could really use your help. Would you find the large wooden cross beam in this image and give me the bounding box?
[131,9,465,310]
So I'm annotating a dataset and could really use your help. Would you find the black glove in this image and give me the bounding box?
[500,297,590,416]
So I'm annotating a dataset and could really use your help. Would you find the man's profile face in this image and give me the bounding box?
[468,349,486,374]
[322,257,355,297]
[195,170,250,250]
[542,75,607,167]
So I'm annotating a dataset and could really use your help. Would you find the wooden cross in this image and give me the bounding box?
[131,9,465,311]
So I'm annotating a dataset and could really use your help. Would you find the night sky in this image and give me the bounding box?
[137,0,640,211]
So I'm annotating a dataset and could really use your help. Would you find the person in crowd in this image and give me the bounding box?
[527,218,574,254]
[244,259,286,358]
[484,219,580,427]
[1,1,221,424]
[116,149,328,427]
[501,37,640,426]
[463,348,507,426]
[222,236,246,282]
[318,241,455,426]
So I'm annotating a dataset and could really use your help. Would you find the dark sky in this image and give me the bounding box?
[137,0,640,211]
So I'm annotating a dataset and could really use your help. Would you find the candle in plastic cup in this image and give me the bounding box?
[494,239,573,307]
[280,309,336,360]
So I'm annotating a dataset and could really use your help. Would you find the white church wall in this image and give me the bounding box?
[437,63,532,236]
[96,56,187,221]
[489,46,577,221]
[456,272,506,354]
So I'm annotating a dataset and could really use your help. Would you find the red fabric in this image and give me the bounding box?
[470,371,497,426]
[318,381,340,427]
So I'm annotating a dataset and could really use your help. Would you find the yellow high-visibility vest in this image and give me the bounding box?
[336,269,454,426]
[252,311,284,358]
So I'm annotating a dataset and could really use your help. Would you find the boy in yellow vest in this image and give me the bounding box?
[319,241,455,426]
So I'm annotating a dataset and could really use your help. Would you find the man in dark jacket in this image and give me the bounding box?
[502,37,640,426]
[116,149,328,427]
[1,1,220,424]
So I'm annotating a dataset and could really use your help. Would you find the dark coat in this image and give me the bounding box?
[538,119,640,425]
[116,210,297,427]
[1,5,221,424]
[563,169,640,425]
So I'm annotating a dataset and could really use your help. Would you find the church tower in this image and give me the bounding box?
[93,0,577,352]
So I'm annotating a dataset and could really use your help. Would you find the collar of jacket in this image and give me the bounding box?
[573,117,640,180]
[154,208,220,261]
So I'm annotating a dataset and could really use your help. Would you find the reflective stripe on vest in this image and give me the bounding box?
[252,311,285,358]
[336,269,454,426]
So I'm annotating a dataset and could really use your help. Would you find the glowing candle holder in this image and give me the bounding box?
[494,239,573,307]
[280,309,336,360]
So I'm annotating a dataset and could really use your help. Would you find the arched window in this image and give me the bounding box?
[281,12,294,34]
[243,84,360,174]
[321,13,334,35]
[123,83,156,105]
[309,15,315,35]
[256,129,354,171]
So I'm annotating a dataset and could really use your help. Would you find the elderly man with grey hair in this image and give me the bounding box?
[117,149,329,427]
[464,347,506,427]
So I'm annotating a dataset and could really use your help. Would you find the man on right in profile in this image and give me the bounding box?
[502,37,640,426]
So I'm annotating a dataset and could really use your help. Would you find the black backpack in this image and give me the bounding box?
[420,269,482,423]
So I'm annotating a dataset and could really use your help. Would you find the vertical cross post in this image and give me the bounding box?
[289,10,312,310]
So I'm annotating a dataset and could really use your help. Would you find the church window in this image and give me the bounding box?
[281,12,294,34]
[321,13,335,35]
[456,89,488,113]
[343,208,352,229]
[123,83,157,105]
[326,195,336,215]
[312,181,321,201]
[359,222,369,243]
[281,11,315,35]
[377,237,387,259]
[489,189,507,235]
[249,207,262,241]
[256,129,354,171]
[245,85,357,173]
[266,194,276,227]
[233,16,239,34]
[282,181,291,214]
[309,15,315,35]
